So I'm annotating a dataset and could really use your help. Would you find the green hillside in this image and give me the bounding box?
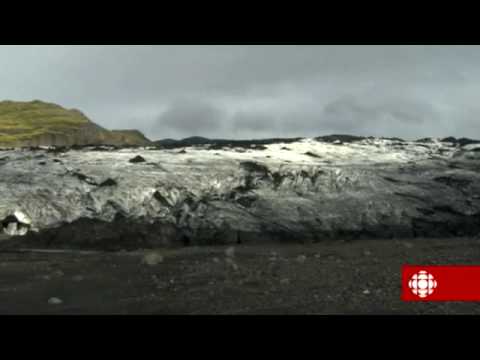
[0,100,91,144]
[0,100,151,147]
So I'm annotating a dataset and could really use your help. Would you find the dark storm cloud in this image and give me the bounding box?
[232,111,277,137]
[277,95,440,139]
[319,96,437,137]
[154,99,224,139]
[323,96,428,126]
[0,45,479,140]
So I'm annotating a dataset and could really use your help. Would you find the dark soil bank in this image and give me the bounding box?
[1,237,480,314]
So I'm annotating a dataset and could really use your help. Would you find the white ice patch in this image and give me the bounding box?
[1,210,32,237]
[463,144,480,152]
[14,210,32,225]
[3,222,28,236]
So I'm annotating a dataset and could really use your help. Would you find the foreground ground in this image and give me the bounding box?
[1,237,480,314]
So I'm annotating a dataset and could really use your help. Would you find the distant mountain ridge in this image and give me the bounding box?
[154,136,304,149]
[154,134,480,149]
[0,100,151,147]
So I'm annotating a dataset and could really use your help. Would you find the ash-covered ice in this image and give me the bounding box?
[1,137,479,249]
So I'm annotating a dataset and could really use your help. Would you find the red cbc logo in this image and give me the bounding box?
[408,270,438,298]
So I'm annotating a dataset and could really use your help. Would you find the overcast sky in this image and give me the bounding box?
[0,45,478,140]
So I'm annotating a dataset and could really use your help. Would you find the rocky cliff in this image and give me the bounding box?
[1,136,480,250]
[0,100,151,147]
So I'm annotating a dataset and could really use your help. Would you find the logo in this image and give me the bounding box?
[408,270,437,298]
[403,265,480,301]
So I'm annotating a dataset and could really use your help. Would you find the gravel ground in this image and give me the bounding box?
[1,237,480,314]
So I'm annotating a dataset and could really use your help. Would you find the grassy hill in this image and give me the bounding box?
[0,100,150,147]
